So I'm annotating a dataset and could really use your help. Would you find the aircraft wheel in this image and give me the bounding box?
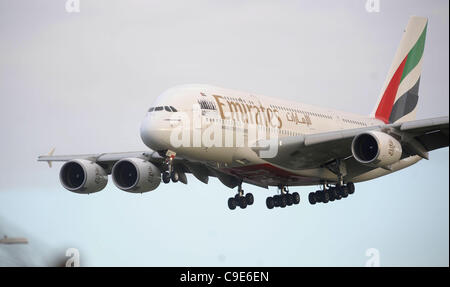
[314,191,322,203]
[347,182,355,194]
[342,187,349,198]
[245,193,254,205]
[280,195,287,208]
[308,192,316,205]
[335,186,343,200]
[162,172,171,184]
[228,198,237,210]
[292,192,300,204]
[239,196,247,209]
[273,195,281,207]
[286,193,294,206]
[323,191,330,203]
[266,197,275,209]
[329,188,336,201]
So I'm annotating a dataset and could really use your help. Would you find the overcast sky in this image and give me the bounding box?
[0,0,448,266]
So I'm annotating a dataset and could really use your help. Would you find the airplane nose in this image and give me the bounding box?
[140,115,168,150]
[140,116,151,146]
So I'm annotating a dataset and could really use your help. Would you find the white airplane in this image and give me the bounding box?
[39,16,448,210]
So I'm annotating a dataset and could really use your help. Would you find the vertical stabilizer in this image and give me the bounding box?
[371,16,428,124]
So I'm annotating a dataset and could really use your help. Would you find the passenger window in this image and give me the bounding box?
[170,106,178,112]
[164,106,171,112]
[148,107,155,112]
[155,106,163,111]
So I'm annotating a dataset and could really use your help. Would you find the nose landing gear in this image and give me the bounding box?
[161,151,179,184]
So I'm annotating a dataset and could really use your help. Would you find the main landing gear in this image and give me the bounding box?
[308,182,355,205]
[162,151,179,184]
[266,186,300,209]
[227,184,254,210]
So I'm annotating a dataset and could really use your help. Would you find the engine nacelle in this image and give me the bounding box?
[59,159,108,194]
[112,158,161,193]
[351,131,402,167]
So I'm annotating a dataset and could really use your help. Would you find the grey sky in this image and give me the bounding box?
[0,0,448,266]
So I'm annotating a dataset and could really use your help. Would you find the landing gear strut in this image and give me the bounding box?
[266,185,300,209]
[228,183,254,210]
[308,182,355,205]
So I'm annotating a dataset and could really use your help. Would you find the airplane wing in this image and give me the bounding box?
[38,151,165,170]
[256,116,449,170]
[38,116,448,189]
[38,151,162,165]
[37,150,231,187]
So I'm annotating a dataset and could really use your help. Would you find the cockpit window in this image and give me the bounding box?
[149,106,177,112]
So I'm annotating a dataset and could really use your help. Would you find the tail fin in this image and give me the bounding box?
[371,16,428,124]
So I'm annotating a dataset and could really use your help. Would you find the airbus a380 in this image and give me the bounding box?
[39,16,448,210]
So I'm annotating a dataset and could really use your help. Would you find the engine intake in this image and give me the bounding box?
[112,158,161,193]
[59,159,108,194]
[351,131,402,167]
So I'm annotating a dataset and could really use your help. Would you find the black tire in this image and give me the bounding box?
[273,195,281,207]
[239,196,247,209]
[228,198,237,210]
[335,186,342,200]
[280,195,287,208]
[329,188,336,201]
[347,182,355,194]
[266,197,275,209]
[162,172,171,184]
[342,187,349,198]
[308,192,316,205]
[171,171,179,183]
[323,191,330,203]
[292,192,300,204]
[286,194,294,206]
[245,193,254,205]
[315,191,322,203]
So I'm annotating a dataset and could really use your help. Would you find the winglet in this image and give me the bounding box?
[47,148,55,168]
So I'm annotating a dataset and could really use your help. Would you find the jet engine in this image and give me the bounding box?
[59,159,108,194]
[112,158,161,193]
[351,131,402,167]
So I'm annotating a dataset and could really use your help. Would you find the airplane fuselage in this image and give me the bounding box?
[139,84,421,187]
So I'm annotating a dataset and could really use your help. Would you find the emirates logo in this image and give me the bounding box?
[388,140,394,156]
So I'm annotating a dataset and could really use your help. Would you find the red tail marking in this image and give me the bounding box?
[375,56,408,123]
